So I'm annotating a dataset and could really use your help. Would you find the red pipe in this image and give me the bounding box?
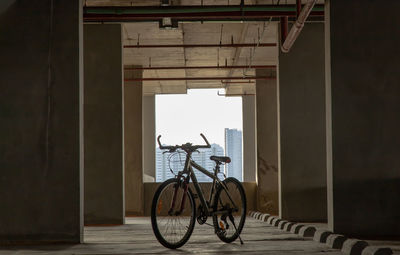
[280,16,289,44]
[222,81,255,84]
[218,92,255,96]
[124,65,276,70]
[84,12,323,22]
[124,43,276,48]
[281,0,317,53]
[296,0,302,18]
[125,76,276,82]
[83,5,324,22]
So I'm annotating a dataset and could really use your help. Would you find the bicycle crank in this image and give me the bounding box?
[196,205,208,225]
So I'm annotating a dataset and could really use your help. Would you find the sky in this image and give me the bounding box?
[156,89,243,148]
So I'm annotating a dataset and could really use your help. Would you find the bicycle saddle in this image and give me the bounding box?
[210,156,231,163]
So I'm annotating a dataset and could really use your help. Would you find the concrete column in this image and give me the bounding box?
[84,24,124,225]
[242,95,257,182]
[256,70,279,215]
[142,95,156,182]
[124,66,144,216]
[278,23,327,222]
[0,1,83,243]
[325,0,400,238]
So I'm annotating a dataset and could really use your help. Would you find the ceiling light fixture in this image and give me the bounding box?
[159,17,178,29]
[161,0,170,6]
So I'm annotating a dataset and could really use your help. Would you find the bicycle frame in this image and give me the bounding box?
[171,151,238,217]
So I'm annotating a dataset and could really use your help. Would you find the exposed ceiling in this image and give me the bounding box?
[123,21,277,95]
[85,0,324,95]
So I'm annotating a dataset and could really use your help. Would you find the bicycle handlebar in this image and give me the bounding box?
[157,133,211,152]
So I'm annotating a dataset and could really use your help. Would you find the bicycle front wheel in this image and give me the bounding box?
[212,177,246,243]
[151,178,196,249]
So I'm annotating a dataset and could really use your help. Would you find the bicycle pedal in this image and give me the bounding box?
[215,228,226,236]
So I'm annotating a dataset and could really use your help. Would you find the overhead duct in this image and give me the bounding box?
[281,0,317,53]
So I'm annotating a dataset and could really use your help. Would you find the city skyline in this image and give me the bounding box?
[156,143,225,182]
[156,128,243,182]
[225,128,243,181]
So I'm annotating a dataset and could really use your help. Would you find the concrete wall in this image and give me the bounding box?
[143,182,257,216]
[325,0,400,238]
[242,95,257,182]
[124,67,144,216]
[0,1,83,243]
[142,95,156,181]
[84,24,124,225]
[278,23,327,222]
[256,72,279,215]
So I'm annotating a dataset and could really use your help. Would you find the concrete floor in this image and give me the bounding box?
[1,217,399,255]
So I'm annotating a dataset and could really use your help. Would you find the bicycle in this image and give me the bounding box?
[151,133,246,249]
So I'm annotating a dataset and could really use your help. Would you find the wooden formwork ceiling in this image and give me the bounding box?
[85,0,324,95]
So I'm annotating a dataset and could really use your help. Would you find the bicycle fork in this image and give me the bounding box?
[168,175,189,216]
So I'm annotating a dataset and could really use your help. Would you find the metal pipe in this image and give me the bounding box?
[125,76,276,82]
[281,0,317,53]
[296,0,302,18]
[280,16,288,44]
[218,91,255,96]
[124,65,276,70]
[83,5,324,22]
[124,43,276,48]
[221,81,255,84]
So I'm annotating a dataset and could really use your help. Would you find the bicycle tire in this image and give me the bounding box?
[212,177,246,243]
[151,178,196,249]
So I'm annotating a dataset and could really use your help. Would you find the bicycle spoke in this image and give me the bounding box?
[212,178,246,244]
[152,179,195,248]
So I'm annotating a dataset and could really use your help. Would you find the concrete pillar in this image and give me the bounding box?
[242,95,257,182]
[256,70,279,215]
[84,24,124,225]
[278,23,327,222]
[0,1,83,243]
[142,95,156,182]
[325,0,400,238]
[124,67,144,216]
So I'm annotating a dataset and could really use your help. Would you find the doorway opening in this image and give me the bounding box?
[155,88,243,182]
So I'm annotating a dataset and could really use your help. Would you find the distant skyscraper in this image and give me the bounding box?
[225,128,243,181]
[156,143,224,182]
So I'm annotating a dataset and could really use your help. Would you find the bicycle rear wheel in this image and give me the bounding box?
[151,178,196,249]
[212,177,246,243]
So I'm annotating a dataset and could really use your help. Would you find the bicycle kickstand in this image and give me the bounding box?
[229,215,244,245]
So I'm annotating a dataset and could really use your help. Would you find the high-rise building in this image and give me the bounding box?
[156,143,224,182]
[225,128,243,181]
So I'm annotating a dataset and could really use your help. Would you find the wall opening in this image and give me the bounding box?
[155,88,243,182]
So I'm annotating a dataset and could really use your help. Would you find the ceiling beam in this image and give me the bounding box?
[124,65,276,70]
[83,5,324,22]
[125,76,276,82]
[124,43,276,48]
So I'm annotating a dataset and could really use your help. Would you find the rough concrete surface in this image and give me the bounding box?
[0,0,82,243]
[325,0,400,238]
[256,72,279,215]
[242,95,257,182]
[84,24,124,225]
[0,217,345,254]
[249,211,400,255]
[279,22,327,223]
[124,67,144,216]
